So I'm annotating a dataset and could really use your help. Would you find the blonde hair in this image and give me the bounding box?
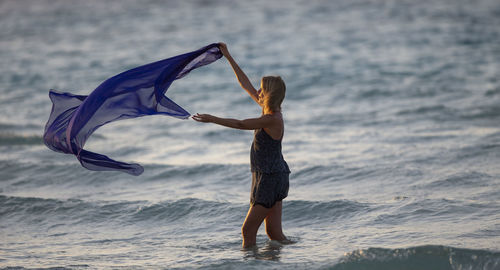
[261,76,286,114]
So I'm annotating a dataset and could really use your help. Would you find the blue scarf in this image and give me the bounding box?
[43,43,222,175]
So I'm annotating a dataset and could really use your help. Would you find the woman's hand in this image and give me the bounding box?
[219,42,230,58]
[192,113,214,123]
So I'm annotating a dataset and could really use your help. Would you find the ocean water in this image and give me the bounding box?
[1,0,500,269]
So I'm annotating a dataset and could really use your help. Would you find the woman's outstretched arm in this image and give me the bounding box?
[219,43,260,104]
[192,113,277,130]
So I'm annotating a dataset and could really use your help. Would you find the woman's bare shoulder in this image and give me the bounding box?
[262,113,282,123]
[262,113,284,139]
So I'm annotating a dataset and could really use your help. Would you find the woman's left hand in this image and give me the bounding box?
[192,113,214,123]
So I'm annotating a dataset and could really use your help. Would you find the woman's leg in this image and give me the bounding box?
[241,204,271,248]
[264,201,287,241]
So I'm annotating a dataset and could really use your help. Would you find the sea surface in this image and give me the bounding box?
[1,0,500,269]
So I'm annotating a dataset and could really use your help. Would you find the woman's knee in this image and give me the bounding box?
[241,224,249,236]
[264,202,285,239]
[241,222,257,237]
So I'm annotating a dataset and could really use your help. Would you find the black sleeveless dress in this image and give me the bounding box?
[250,128,290,208]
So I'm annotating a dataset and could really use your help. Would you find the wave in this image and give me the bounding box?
[0,133,43,146]
[0,122,40,130]
[292,165,342,184]
[461,104,500,121]
[356,88,396,99]
[0,160,247,189]
[485,87,500,97]
[395,103,500,123]
[330,245,500,270]
[396,105,455,120]
[369,198,498,226]
[0,195,107,226]
[284,199,372,224]
[146,163,242,182]
[0,195,248,228]
[452,140,500,164]
[0,195,373,229]
[424,171,492,189]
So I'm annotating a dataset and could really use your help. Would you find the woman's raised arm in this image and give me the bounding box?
[219,43,260,104]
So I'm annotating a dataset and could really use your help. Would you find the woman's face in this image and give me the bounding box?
[257,88,266,105]
[258,81,267,103]
[257,88,263,100]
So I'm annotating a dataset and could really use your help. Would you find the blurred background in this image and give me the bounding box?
[1,0,500,269]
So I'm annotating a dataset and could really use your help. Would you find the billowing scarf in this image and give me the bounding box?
[43,43,222,175]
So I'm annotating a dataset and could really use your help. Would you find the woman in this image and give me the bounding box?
[192,43,291,248]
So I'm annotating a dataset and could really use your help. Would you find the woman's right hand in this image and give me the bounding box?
[192,113,215,123]
[219,42,230,57]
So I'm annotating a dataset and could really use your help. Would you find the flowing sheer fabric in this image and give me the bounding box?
[43,43,222,175]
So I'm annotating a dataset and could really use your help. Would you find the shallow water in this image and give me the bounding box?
[1,0,500,269]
